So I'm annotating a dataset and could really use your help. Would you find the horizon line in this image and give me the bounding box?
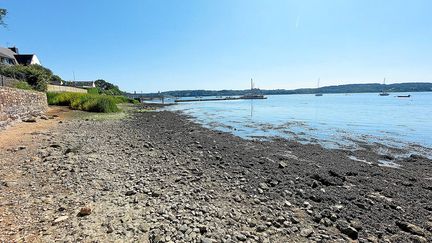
[127,81,432,94]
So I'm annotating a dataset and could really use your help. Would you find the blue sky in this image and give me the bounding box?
[2,0,432,92]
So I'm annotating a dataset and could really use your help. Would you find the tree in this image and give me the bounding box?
[50,74,63,84]
[94,79,122,95]
[0,8,7,27]
[0,64,54,91]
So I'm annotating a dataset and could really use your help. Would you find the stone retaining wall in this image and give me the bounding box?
[0,87,48,129]
[0,75,20,87]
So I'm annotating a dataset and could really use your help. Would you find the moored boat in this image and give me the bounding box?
[379,78,390,96]
[240,78,267,100]
[315,78,323,96]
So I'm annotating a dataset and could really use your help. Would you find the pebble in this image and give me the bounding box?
[53,216,69,224]
[396,221,426,236]
[125,190,136,196]
[3,105,429,243]
[256,225,266,232]
[23,117,37,123]
[284,200,292,207]
[77,207,92,217]
[300,227,314,237]
[336,220,358,240]
[235,233,247,241]
[201,237,215,243]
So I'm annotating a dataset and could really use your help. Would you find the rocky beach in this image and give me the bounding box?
[1,105,431,242]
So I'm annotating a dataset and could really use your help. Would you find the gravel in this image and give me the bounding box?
[0,105,431,242]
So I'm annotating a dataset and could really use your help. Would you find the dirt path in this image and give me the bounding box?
[0,106,70,242]
[0,106,70,148]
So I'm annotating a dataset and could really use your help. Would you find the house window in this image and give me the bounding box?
[0,57,14,65]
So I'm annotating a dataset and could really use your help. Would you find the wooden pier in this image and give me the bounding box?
[174,97,241,103]
[174,96,267,103]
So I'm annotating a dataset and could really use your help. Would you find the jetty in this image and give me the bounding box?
[175,95,267,102]
[175,97,241,103]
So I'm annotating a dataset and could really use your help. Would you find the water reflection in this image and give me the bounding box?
[166,93,432,158]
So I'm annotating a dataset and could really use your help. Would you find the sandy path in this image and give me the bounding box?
[0,107,70,242]
[0,106,70,149]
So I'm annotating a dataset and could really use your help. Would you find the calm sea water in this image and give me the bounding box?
[165,92,432,158]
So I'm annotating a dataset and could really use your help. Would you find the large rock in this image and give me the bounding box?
[336,220,359,240]
[300,227,314,237]
[396,221,426,236]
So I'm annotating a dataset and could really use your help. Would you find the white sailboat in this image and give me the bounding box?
[379,78,390,96]
[241,78,267,99]
[315,78,323,96]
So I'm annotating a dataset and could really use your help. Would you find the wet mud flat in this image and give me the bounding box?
[0,106,431,242]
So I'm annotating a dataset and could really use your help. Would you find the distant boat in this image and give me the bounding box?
[240,78,267,99]
[315,78,323,96]
[397,94,411,98]
[379,78,390,96]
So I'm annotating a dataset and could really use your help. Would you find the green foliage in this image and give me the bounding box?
[94,79,122,95]
[50,74,63,84]
[0,8,7,27]
[14,81,33,90]
[46,92,137,113]
[110,96,140,104]
[0,64,55,91]
[87,87,99,94]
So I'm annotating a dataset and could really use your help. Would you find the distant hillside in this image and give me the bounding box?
[140,82,432,97]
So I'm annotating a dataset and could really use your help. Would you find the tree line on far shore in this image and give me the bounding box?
[143,82,432,97]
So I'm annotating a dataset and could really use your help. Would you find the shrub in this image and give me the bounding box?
[46,92,133,113]
[14,81,33,90]
[0,64,58,91]
[111,96,140,104]
[94,79,122,95]
[87,87,99,94]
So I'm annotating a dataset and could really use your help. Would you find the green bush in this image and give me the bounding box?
[0,64,59,91]
[87,87,99,94]
[14,81,34,90]
[94,79,122,95]
[111,96,140,104]
[47,92,122,113]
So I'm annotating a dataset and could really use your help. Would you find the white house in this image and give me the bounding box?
[14,54,41,65]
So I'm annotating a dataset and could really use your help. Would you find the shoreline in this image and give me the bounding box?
[166,106,432,162]
[1,105,431,242]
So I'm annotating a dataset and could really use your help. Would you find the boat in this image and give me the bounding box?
[240,78,267,99]
[397,94,411,98]
[379,78,390,96]
[315,78,323,96]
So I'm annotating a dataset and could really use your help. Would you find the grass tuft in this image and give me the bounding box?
[46,92,136,113]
